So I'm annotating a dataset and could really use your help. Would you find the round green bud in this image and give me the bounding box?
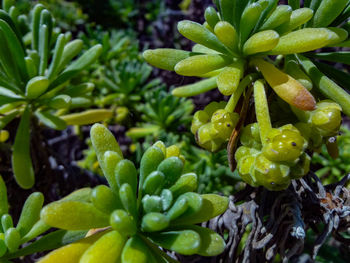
[239,123,262,149]
[211,109,239,140]
[311,100,342,137]
[191,110,210,135]
[196,123,224,152]
[254,154,291,191]
[263,125,306,163]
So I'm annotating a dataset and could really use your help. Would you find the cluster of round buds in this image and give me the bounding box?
[236,124,310,191]
[191,101,239,152]
[295,100,342,150]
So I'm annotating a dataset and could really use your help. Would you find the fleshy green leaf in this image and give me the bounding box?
[173,194,228,225]
[121,236,157,263]
[16,192,44,237]
[175,54,232,77]
[79,230,126,263]
[177,20,228,54]
[40,201,109,230]
[149,230,201,255]
[172,77,217,97]
[12,107,34,189]
[143,49,191,71]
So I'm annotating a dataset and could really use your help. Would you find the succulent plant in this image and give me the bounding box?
[0,176,78,262]
[127,86,194,140]
[0,1,116,189]
[38,124,228,262]
[143,0,350,190]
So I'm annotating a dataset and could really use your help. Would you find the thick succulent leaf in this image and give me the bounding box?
[121,236,157,263]
[48,94,72,109]
[252,58,316,111]
[40,201,109,230]
[119,183,137,218]
[253,0,279,33]
[60,188,92,203]
[143,49,191,71]
[5,228,21,252]
[311,0,348,27]
[217,61,244,96]
[175,54,232,76]
[169,173,198,198]
[276,8,314,34]
[306,51,350,66]
[187,225,225,256]
[331,3,350,26]
[79,230,126,263]
[110,210,137,236]
[60,109,113,126]
[172,192,203,224]
[157,157,183,188]
[173,194,228,225]
[143,171,165,195]
[149,230,201,255]
[166,196,188,221]
[296,54,350,116]
[0,19,27,82]
[139,146,165,197]
[35,111,67,130]
[38,24,49,76]
[47,34,66,80]
[240,2,264,46]
[64,83,94,97]
[49,44,102,90]
[0,176,8,216]
[177,20,228,54]
[103,151,123,193]
[0,10,25,48]
[284,58,313,91]
[91,185,120,214]
[204,6,220,29]
[16,192,44,237]
[56,39,83,73]
[12,107,34,189]
[214,21,237,51]
[219,0,234,25]
[141,212,170,232]
[172,77,217,97]
[243,30,279,55]
[21,220,50,243]
[313,61,350,90]
[268,28,344,55]
[6,230,85,260]
[115,160,138,195]
[32,4,45,51]
[260,5,292,31]
[90,124,123,170]
[37,231,107,263]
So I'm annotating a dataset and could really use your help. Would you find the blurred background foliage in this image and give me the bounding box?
[1,1,349,261]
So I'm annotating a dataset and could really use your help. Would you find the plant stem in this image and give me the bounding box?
[225,73,258,112]
[254,79,271,145]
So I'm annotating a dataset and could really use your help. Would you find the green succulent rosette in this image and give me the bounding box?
[0,1,115,189]
[38,124,228,262]
[143,0,350,191]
